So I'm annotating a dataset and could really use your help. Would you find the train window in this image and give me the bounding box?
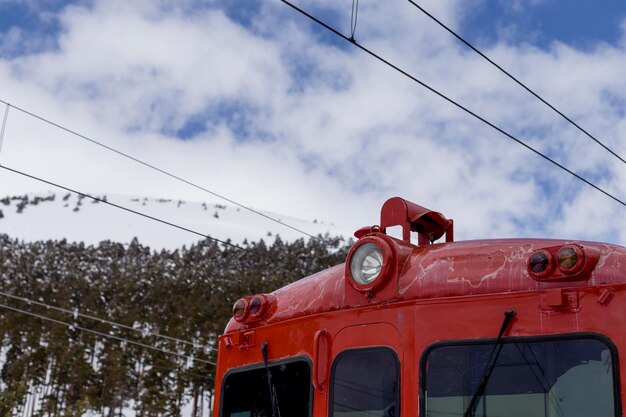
[422,336,618,417]
[331,347,400,417]
[220,358,311,417]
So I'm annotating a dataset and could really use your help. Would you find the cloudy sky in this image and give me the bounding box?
[1,0,625,246]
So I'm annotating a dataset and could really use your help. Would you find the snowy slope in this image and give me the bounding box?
[0,192,352,417]
[0,192,351,249]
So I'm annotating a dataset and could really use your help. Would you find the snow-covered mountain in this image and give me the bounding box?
[0,192,351,249]
[0,192,350,417]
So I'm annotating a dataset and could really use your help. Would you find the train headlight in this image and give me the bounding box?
[528,250,553,277]
[350,243,384,284]
[249,295,269,318]
[232,298,249,322]
[528,244,589,281]
[557,245,584,273]
[232,294,274,324]
[346,236,396,293]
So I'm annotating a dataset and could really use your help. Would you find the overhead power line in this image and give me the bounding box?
[0,302,216,366]
[0,103,9,158]
[0,290,216,353]
[279,0,626,209]
[405,0,626,166]
[0,164,244,249]
[151,362,215,381]
[0,99,320,241]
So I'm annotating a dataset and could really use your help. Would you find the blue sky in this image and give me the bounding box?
[2,0,625,67]
[463,0,626,49]
[0,0,66,56]
[1,0,626,245]
[4,1,626,55]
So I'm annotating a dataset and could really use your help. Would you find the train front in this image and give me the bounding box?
[212,197,626,417]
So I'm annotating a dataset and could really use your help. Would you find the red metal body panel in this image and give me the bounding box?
[213,199,626,417]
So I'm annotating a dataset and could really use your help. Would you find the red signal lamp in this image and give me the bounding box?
[557,245,583,273]
[232,294,274,324]
[249,294,269,318]
[528,249,554,277]
[232,298,249,322]
[528,244,598,282]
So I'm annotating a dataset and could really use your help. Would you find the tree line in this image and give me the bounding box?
[0,234,351,416]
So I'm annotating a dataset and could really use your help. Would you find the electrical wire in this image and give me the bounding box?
[0,290,216,353]
[0,164,245,249]
[0,302,216,366]
[405,0,626,166]
[279,0,626,209]
[0,99,321,241]
[0,103,9,158]
[150,362,215,381]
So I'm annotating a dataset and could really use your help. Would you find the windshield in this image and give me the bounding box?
[221,359,311,417]
[423,336,616,417]
[331,347,399,417]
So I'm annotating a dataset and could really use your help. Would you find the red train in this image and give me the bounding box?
[213,197,625,417]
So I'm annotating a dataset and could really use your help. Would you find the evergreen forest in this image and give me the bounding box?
[0,233,351,416]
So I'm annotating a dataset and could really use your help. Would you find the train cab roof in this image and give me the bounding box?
[225,198,626,334]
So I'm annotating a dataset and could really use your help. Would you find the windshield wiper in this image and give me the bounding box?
[463,309,516,417]
[261,342,281,417]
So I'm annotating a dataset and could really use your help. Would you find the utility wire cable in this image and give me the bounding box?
[0,302,216,366]
[0,164,244,249]
[0,103,9,159]
[280,0,626,209]
[0,290,216,353]
[405,0,626,165]
[150,362,215,381]
[0,98,320,241]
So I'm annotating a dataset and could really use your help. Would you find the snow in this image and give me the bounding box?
[0,192,352,249]
[0,192,350,416]
[0,192,351,416]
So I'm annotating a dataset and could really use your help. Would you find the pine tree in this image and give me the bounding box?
[0,233,350,416]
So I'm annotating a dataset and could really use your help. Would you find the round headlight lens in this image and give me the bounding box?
[249,295,266,317]
[232,299,248,320]
[350,243,384,285]
[529,250,550,274]
[557,246,578,270]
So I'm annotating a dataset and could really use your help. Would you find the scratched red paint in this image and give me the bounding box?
[225,238,626,333]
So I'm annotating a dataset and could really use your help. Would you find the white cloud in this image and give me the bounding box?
[1,0,625,246]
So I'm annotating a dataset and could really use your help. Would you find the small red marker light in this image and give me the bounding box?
[232,299,249,322]
[529,244,596,282]
[529,250,552,275]
[249,295,268,318]
[557,245,583,273]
